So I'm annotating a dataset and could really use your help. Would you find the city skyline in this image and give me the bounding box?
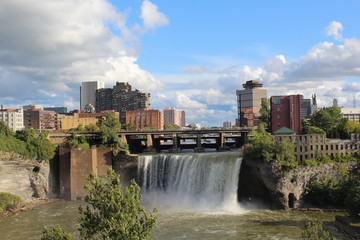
[0,1,359,127]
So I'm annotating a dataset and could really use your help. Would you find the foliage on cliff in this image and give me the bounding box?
[243,124,297,170]
[41,169,158,240]
[306,167,360,215]
[0,192,22,213]
[0,122,55,162]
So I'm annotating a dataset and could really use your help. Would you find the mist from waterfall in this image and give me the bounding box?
[138,152,245,213]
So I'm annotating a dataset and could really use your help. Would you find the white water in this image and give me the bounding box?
[138,152,245,213]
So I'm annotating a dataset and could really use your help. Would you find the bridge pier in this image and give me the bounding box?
[194,133,205,152]
[169,133,180,153]
[144,134,156,152]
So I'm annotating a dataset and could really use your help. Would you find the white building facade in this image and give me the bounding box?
[0,107,24,132]
[341,108,360,123]
[80,81,105,110]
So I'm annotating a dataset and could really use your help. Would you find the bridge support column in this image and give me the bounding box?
[170,133,180,152]
[120,134,127,144]
[195,133,204,152]
[144,134,156,152]
[218,132,229,151]
[239,132,248,147]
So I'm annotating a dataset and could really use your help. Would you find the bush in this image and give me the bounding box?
[0,192,22,213]
[41,225,73,240]
[302,220,335,240]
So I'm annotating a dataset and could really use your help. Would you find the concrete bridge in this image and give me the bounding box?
[49,128,252,153]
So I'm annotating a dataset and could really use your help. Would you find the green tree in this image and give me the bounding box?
[302,220,335,240]
[164,124,180,130]
[78,169,158,240]
[343,120,360,138]
[142,125,156,130]
[123,123,136,131]
[96,112,121,131]
[0,121,14,136]
[41,226,73,240]
[276,139,297,170]
[259,98,270,126]
[309,106,343,138]
[243,123,275,162]
[63,132,90,150]
[345,173,360,216]
[84,123,99,132]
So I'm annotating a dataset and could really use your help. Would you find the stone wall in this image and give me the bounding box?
[59,147,112,200]
[0,151,54,200]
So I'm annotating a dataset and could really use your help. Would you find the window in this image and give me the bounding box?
[273,97,281,104]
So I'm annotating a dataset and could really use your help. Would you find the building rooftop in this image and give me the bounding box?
[273,127,296,135]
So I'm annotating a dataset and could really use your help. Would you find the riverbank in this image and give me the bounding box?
[0,198,61,219]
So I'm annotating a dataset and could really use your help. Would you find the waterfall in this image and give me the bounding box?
[138,152,244,212]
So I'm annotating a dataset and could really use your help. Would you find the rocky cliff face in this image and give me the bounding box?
[0,152,53,200]
[238,158,358,209]
[112,153,138,186]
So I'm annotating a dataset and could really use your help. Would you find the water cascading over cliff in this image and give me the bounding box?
[138,152,244,212]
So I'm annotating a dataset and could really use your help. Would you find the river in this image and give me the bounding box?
[0,201,345,239]
[0,152,348,239]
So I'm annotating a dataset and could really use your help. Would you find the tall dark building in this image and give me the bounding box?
[95,82,150,124]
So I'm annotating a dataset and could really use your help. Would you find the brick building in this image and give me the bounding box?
[24,109,58,130]
[126,109,163,130]
[61,110,119,130]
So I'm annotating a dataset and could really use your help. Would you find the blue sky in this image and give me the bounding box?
[0,0,359,127]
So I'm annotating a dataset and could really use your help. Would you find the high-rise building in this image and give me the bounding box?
[163,107,185,127]
[0,106,24,132]
[95,82,150,124]
[236,80,267,127]
[126,109,163,130]
[80,81,105,110]
[223,121,232,128]
[270,94,312,134]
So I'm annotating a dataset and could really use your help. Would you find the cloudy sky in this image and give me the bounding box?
[0,0,359,127]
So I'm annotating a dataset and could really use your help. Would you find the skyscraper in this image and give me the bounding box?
[80,81,105,110]
[95,82,150,124]
[163,107,185,127]
[236,80,267,127]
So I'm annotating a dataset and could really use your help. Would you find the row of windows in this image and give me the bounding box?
[295,143,359,152]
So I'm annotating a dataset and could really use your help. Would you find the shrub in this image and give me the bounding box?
[302,220,335,240]
[0,192,22,213]
[41,225,73,240]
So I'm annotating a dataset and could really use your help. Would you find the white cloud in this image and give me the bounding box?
[175,93,206,109]
[325,21,343,41]
[0,0,164,108]
[140,0,169,30]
